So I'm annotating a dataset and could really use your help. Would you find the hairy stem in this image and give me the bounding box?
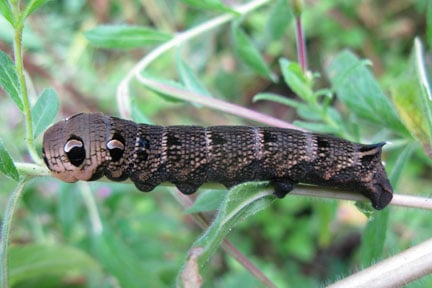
[0,181,26,288]
[13,9,40,163]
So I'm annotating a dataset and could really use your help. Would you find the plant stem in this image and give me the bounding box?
[13,11,40,163]
[295,16,307,72]
[0,181,26,288]
[80,183,103,235]
[137,77,301,130]
[328,237,432,287]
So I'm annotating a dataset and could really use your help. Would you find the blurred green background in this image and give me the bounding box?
[1,0,431,287]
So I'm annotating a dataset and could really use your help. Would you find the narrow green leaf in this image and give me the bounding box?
[177,57,211,97]
[8,244,101,287]
[0,1,14,25]
[185,189,226,213]
[140,73,187,103]
[22,0,50,19]
[266,0,293,40]
[0,50,22,111]
[427,0,432,48]
[180,182,274,277]
[0,138,19,181]
[279,58,313,101]
[85,25,172,49]
[326,50,408,134]
[31,88,59,138]
[131,105,153,124]
[359,208,389,265]
[297,106,322,121]
[293,120,339,134]
[93,228,164,287]
[389,144,416,188]
[413,39,432,155]
[253,92,303,108]
[179,0,238,14]
[232,24,275,81]
[391,40,432,157]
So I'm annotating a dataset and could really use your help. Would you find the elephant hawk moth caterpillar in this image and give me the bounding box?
[42,113,393,210]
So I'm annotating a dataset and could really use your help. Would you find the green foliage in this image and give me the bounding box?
[0,50,22,111]
[179,182,275,284]
[232,23,276,81]
[8,244,101,287]
[85,25,172,49]
[179,0,238,14]
[392,40,432,156]
[0,1,14,25]
[185,189,226,213]
[0,138,19,181]
[0,0,431,287]
[31,88,59,138]
[266,0,293,40]
[326,51,408,136]
[176,56,211,97]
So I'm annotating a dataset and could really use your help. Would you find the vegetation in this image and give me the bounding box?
[0,0,431,287]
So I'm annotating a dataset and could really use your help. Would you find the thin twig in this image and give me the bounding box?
[15,161,432,210]
[328,237,432,287]
[295,16,308,72]
[136,77,301,130]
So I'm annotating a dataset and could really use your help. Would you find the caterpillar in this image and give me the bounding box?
[42,113,393,210]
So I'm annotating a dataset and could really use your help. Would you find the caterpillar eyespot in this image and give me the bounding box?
[42,112,393,210]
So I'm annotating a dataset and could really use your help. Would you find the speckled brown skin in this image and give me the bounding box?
[42,113,393,210]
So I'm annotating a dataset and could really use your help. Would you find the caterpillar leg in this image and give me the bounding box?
[134,181,158,192]
[271,180,296,198]
[175,182,200,195]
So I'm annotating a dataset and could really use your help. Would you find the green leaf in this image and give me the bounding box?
[185,189,226,213]
[85,25,172,49]
[31,88,59,138]
[0,1,14,25]
[93,228,164,288]
[389,144,416,189]
[131,105,153,124]
[392,39,432,157]
[253,92,303,108]
[359,208,389,265]
[179,182,274,279]
[428,0,432,48]
[0,138,19,181]
[293,120,339,134]
[8,244,101,287]
[177,57,211,97]
[22,0,50,19]
[179,0,238,14]
[279,58,313,101]
[232,24,275,81]
[266,0,293,40]
[140,73,187,103]
[326,50,408,134]
[0,50,22,111]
